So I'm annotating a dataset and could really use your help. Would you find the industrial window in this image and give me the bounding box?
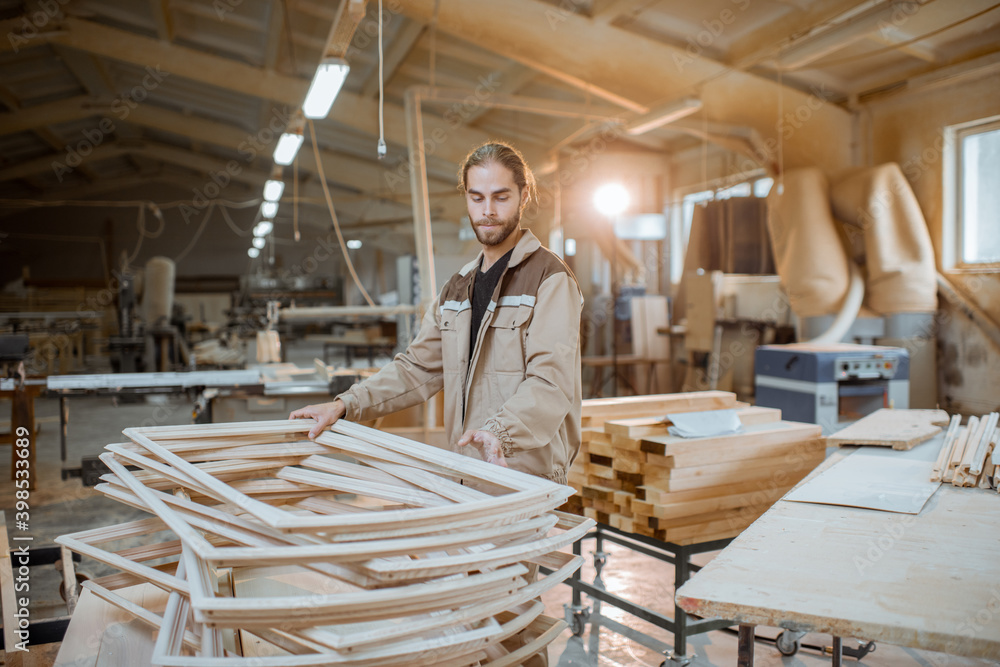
[945,116,1000,268]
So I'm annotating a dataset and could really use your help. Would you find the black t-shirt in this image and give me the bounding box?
[469,248,514,359]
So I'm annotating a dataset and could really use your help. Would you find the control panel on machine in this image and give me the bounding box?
[836,356,898,380]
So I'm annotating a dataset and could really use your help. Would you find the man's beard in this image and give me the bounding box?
[471,212,520,246]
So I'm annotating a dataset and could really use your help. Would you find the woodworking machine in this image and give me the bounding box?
[754,343,909,434]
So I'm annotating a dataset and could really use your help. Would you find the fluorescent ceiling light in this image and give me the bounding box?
[263,179,285,202]
[252,237,266,249]
[302,58,350,119]
[346,239,362,250]
[254,221,274,237]
[247,247,260,258]
[594,183,630,217]
[777,1,917,70]
[625,97,702,135]
[273,133,304,166]
[261,202,278,219]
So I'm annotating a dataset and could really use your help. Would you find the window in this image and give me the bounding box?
[945,116,1000,267]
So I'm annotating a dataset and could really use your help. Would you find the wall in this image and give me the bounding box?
[865,70,1000,414]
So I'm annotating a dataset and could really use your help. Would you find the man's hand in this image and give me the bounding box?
[457,429,508,468]
[289,399,346,439]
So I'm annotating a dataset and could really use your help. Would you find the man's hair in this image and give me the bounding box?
[458,141,536,209]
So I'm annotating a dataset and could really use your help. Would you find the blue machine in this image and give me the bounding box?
[755,343,909,434]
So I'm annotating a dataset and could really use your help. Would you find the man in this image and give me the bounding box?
[290,140,583,484]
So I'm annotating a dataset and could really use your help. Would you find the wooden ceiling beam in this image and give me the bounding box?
[726,0,870,70]
[1,15,545,168]
[149,0,175,42]
[460,63,538,124]
[324,0,368,58]
[395,0,852,173]
[264,0,286,70]
[0,96,95,135]
[0,143,130,182]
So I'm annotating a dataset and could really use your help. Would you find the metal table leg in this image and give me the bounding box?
[663,542,693,664]
[738,625,755,667]
[59,394,68,464]
[831,636,843,667]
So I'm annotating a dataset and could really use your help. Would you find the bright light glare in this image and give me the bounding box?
[273,133,304,166]
[594,183,630,217]
[263,179,285,202]
[260,202,278,219]
[247,247,260,258]
[302,59,350,119]
[254,221,273,237]
[565,238,577,256]
[347,239,362,250]
[252,237,266,249]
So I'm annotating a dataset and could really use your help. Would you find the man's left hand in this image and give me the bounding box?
[457,429,508,468]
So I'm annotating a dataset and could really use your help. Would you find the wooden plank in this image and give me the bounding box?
[826,408,950,450]
[647,484,792,522]
[54,585,173,667]
[1,511,26,667]
[930,415,962,482]
[581,391,737,426]
[604,405,781,438]
[657,437,826,468]
[644,452,825,492]
[640,421,822,458]
[966,413,998,477]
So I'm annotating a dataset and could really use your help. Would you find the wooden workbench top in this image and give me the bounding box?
[675,449,1000,659]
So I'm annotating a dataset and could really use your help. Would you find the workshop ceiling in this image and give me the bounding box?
[0,0,997,236]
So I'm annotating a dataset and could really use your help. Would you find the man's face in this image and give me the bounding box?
[464,162,527,247]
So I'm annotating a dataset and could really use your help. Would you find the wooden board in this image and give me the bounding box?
[55,585,170,667]
[639,421,822,459]
[826,408,950,450]
[603,405,781,439]
[581,391,737,426]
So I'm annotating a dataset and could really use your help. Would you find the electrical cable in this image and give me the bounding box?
[429,0,440,88]
[173,203,215,264]
[0,197,259,209]
[220,204,253,237]
[377,0,387,159]
[306,117,376,307]
[293,152,301,241]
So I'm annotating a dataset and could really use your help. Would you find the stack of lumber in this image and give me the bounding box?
[930,412,1000,490]
[55,419,593,666]
[565,391,826,544]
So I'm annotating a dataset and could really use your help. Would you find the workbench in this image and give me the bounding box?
[675,445,1000,665]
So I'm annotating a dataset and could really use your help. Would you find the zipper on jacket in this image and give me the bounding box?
[461,266,508,428]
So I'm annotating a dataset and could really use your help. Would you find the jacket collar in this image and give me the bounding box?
[458,228,541,277]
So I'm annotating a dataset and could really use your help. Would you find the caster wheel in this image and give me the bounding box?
[566,607,590,636]
[58,569,92,602]
[776,631,800,656]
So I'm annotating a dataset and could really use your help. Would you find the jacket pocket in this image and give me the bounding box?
[439,312,465,374]
[487,304,532,373]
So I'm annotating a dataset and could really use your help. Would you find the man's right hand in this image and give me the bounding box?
[289,399,346,439]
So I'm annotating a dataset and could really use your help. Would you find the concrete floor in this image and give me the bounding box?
[2,370,998,666]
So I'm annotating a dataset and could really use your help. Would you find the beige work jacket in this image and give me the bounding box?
[337,229,583,484]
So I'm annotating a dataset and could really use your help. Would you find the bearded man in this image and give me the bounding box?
[291,140,583,484]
